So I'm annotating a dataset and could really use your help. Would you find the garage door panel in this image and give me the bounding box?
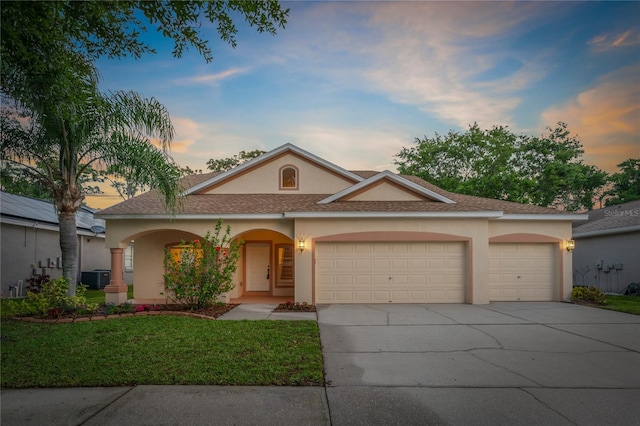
[489,243,555,302]
[316,242,465,303]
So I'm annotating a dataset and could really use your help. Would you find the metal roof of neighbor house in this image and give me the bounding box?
[573,199,640,237]
[0,191,105,231]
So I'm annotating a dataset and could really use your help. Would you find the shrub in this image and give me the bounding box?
[163,219,243,309]
[572,285,606,305]
[25,278,93,318]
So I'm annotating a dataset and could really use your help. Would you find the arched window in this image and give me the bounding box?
[280,166,298,190]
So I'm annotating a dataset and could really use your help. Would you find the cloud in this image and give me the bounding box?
[589,28,640,51]
[541,65,640,172]
[283,125,411,172]
[279,2,560,130]
[173,67,248,86]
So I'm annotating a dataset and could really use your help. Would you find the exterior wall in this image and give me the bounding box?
[1,223,62,296]
[294,217,492,304]
[116,220,296,302]
[1,223,110,297]
[203,153,355,194]
[348,182,424,201]
[105,216,575,305]
[573,231,640,293]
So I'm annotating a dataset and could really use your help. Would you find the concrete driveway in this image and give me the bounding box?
[318,302,640,426]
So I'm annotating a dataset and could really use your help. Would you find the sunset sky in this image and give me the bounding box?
[89,1,639,208]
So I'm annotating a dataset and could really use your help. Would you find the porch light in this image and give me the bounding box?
[298,239,306,253]
[566,239,575,252]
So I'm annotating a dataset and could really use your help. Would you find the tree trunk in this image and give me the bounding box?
[59,210,79,296]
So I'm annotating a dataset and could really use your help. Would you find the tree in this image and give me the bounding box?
[395,122,607,211]
[207,149,266,172]
[605,159,640,206]
[1,1,288,295]
[1,90,183,294]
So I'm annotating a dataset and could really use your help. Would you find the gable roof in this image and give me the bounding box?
[0,191,105,234]
[318,170,455,204]
[573,200,640,237]
[97,143,585,221]
[184,143,363,195]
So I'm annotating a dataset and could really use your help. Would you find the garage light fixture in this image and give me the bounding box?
[298,239,306,253]
[566,239,575,252]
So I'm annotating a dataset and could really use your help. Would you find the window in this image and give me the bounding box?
[124,243,134,272]
[280,166,298,190]
[275,244,294,287]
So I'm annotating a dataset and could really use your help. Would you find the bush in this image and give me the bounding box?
[572,285,606,305]
[163,219,243,309]
[25,277,95,318]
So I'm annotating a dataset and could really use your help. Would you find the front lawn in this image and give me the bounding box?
[602,295,640,315]
[0,316,323,388]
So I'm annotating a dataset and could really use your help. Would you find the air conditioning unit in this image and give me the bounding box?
[81,270,111,290]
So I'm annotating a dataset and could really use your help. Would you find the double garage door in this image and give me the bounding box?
[315,241,466,303]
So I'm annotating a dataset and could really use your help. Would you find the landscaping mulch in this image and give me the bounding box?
[12,304,239,323]
[274,302,317,312]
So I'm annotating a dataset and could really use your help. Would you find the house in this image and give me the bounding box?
[0,191,112,297]
[572,200,640,293]
[96,143,586,305]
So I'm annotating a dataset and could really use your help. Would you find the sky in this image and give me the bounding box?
[88,1,639,208]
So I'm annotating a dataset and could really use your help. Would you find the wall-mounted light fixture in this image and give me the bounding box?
[297,238,306,253]
[566,239,575,252]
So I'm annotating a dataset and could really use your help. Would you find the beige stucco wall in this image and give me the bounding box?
[204,153,355,194]
[112,219,296,302]
[348,182,424,201]
[293,217,492,304]
[106,216,575,304]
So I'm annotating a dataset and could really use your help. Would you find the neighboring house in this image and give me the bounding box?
[97,143,586,305]
[572,200,640,293]
[0,191,111,297]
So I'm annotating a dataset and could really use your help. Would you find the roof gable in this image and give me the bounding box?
[185,143,363,195]
[318,171,456,204]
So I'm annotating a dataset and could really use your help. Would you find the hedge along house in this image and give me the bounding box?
[96,143,586,305]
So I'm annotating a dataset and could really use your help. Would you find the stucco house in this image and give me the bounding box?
[97,143,585,305]
[0,191,111,297]
[572,200,640,293]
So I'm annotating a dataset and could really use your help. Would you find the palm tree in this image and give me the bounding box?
[1,87,182,295]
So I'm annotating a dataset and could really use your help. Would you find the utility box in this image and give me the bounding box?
[81,270,111,290]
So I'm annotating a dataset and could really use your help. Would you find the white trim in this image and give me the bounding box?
[317,170,456,204]
[496,214,588,221]
[284,211,503,219]
[184,143,364,195]
[573,224,640,239]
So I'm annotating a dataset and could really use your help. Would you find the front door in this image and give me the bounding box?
[245,243,271,292]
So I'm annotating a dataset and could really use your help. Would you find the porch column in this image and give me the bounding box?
[104,247,128,305]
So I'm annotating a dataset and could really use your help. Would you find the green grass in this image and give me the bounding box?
[0,316,323,388]
[602,295,640,315]
[85,285,134,304]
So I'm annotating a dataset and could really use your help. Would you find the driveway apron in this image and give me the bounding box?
[317,302,640,426]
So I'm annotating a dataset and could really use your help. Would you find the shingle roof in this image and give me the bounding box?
[97,171,574,218]
[573,200,640,236]
[0,191,104,230]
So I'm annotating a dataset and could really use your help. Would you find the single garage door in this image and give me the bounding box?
[315,241,465,303]
[489,243,555,301]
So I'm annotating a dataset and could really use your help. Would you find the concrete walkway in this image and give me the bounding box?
[2,302,639,425]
